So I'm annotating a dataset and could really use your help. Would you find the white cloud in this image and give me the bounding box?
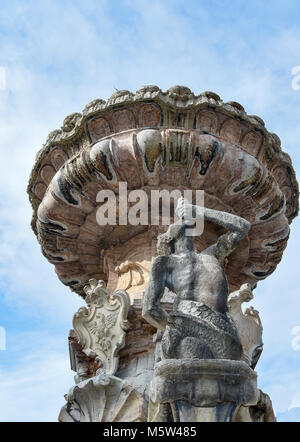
[0,342,74,422]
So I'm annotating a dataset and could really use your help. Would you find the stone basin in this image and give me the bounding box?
[27,85,298,298]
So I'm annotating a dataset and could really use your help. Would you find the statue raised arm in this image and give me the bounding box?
[176,196,250,261]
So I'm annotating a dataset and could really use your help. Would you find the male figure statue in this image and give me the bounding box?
[142,197,251,361]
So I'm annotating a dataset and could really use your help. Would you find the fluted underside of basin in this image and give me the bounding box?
[27,86,298,297]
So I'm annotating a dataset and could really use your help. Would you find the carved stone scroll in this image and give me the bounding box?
[73,279,131,375]
[228,283,263,368]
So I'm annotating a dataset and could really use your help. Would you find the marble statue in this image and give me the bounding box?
[142,197,251,361]
[143,198,260,422]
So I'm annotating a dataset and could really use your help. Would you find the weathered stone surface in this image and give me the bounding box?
[228,283,263,368]
[249,389,276,422]
[234,390,276,422]
[27,86,298,298]
[68,329,100,384]
[150,359,258,408]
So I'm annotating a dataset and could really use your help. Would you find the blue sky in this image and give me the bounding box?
[0,0,300,421]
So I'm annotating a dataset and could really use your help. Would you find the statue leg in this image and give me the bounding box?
[178,336,214,359]
[161,325,214,359]
[161,325,182,359]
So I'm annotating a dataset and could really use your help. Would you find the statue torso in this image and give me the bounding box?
[165,250,229,313]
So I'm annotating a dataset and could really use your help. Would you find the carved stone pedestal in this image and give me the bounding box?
[59,281,157,422]
[149,359,259,422]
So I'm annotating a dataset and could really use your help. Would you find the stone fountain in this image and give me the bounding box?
[27,86,298,422]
